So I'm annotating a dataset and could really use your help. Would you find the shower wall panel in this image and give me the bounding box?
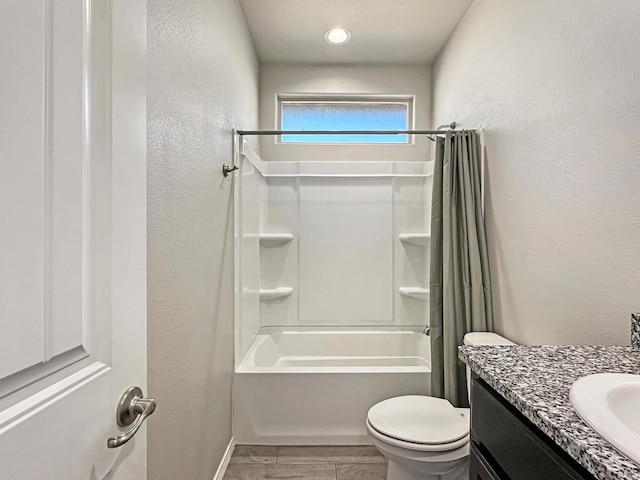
[260,178,298,327]
[298,178,393,325]
[234,140,433,353]
[235,155,265,364]
[393,177,432,325]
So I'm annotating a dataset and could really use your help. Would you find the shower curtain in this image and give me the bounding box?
[429,131,493,408]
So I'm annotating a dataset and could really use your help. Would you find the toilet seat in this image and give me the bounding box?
[367,418,470,453]
[367,396,470,452]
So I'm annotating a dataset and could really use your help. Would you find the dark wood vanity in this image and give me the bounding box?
[469,375,597,480]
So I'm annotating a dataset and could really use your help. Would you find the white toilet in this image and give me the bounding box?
[366,332,514,480]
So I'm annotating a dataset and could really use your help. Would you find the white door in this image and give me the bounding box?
[0,0,148,478]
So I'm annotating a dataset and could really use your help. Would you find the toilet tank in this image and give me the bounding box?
[463,333,515,347]
[463,332,515,404]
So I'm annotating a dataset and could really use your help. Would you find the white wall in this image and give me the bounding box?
[432,0,640,345]
[259,64,432,161]
[147,0,258,479]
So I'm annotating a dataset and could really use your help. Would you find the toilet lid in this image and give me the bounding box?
[367,396,469,445]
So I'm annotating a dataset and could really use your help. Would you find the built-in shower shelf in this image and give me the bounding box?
[399,234,431,246]
[399,287,430,299]
[259,287,294,301]
[259,233,294,246]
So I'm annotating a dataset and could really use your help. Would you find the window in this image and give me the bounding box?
[278,96,413,144]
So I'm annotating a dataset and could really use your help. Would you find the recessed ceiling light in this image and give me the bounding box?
[325,26,351,45]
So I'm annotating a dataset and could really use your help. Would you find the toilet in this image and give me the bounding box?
[366,332,514,480]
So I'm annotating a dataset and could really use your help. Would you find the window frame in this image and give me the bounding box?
[276,94,416,146]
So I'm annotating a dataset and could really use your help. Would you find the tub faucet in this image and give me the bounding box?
[423,326,431,336]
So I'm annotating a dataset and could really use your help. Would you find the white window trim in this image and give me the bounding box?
[276,94,416,146]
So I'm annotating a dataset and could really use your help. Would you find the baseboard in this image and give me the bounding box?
[212,436,236,480]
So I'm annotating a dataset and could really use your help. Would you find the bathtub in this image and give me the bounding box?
[233,328,431,445]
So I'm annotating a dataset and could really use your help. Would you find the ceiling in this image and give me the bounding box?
[238,0,474,64]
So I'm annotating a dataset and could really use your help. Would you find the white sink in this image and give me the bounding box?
[570,373,640,464]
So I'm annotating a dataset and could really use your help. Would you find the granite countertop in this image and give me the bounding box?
[459,345,640,480]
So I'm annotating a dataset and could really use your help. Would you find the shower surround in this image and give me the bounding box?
[233,138,434,443]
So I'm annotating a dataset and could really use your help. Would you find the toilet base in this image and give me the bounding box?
[385,457,468,480]
[367,425,469,480]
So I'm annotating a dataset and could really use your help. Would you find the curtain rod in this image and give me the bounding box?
[235,129,473,136]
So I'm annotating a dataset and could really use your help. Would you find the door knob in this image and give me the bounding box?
[107,386,156,448]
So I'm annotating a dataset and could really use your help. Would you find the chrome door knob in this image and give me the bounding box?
[107,386,156,448]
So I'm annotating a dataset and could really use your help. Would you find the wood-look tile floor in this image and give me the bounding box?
[224,446,387,480]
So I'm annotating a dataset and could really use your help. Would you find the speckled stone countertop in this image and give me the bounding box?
[459,345,640,480]
[632,313,640,348]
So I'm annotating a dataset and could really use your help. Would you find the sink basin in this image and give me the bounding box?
[570,373,640,464]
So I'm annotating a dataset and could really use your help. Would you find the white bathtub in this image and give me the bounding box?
[233,329,431,445]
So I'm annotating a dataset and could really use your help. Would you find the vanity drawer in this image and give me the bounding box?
[471,376,595,480]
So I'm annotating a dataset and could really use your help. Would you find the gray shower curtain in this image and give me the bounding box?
[429,131,493,408]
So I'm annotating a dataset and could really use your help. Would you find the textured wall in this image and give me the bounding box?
[147,0,258,478]
[433,0,640,345]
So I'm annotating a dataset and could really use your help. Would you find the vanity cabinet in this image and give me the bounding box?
[469,375,597,480]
